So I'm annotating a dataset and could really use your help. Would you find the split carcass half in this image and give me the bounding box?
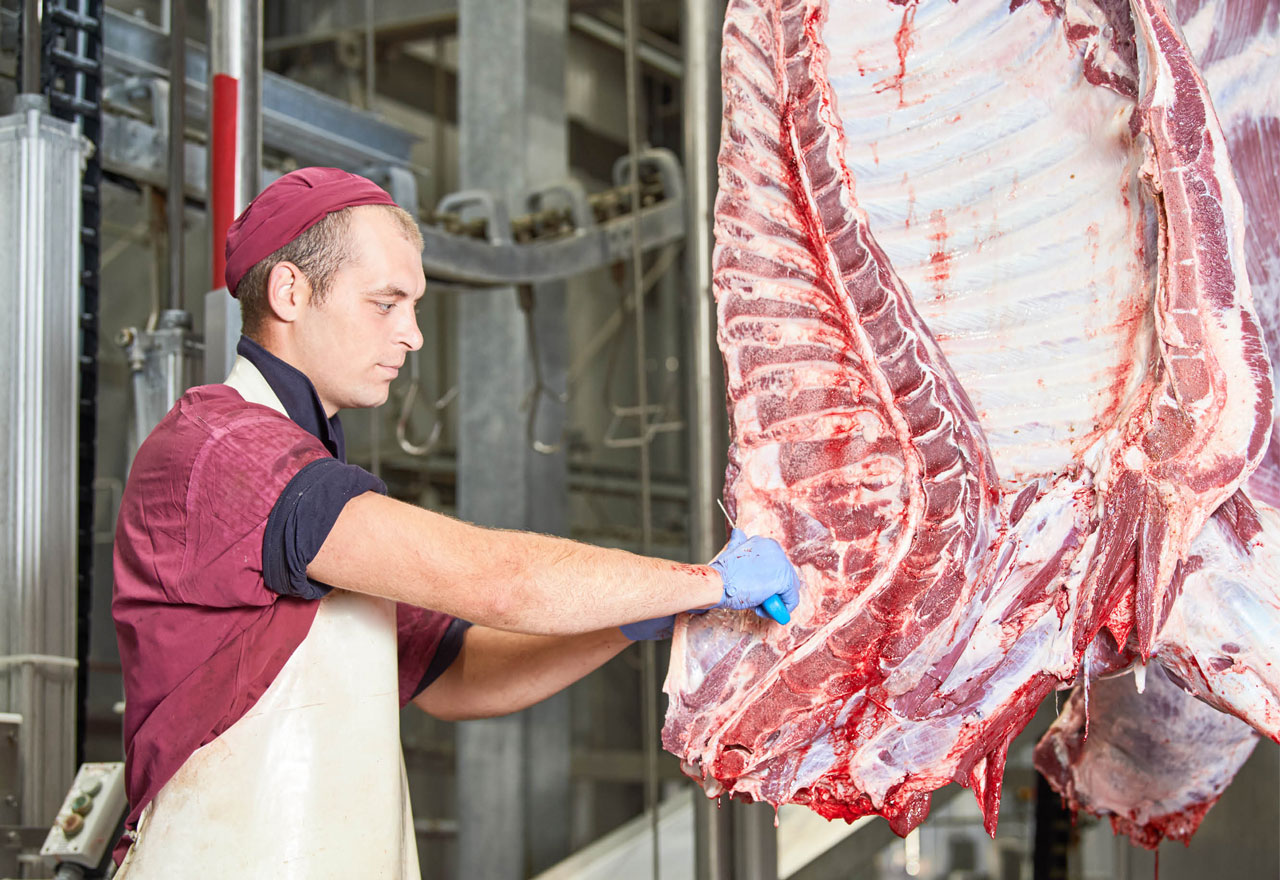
[1034,0,1280,841]
[662,0,1277,839]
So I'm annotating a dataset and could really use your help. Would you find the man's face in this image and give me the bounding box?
[293,206,426,415]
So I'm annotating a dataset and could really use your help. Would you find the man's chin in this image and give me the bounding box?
[367,387,392,409]
[340,389,390,412]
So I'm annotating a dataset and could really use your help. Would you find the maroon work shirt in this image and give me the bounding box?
[113,374,464,844]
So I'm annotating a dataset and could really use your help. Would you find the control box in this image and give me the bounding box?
[40,762,126,867]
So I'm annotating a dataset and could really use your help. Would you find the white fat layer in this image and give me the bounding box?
[822,0,1154,486]
[1154,499,1280,736]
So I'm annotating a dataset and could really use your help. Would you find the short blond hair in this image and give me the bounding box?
[237,203,423,338]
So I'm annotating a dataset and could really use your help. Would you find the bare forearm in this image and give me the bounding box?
[413,625,630,721]
[309,492,722,635]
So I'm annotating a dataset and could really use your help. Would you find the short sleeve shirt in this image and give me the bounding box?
[112,338,468,835]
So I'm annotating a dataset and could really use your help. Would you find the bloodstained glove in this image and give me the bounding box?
[708,529,801,620]
[621,616,676,641]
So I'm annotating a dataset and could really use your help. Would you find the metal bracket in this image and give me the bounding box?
[516,286,572,456]
[1,713,20,877]
[602,404,683,449]
[103,75,167,128]
[613,148,684,203]
[435,189,513,246]
[361,163,422,219]
[526,178,594,234]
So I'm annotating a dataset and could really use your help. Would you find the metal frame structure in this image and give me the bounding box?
[103,8,411,170]
[96,6,685,292]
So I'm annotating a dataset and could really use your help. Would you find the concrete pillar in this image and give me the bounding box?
[456,0,570,876]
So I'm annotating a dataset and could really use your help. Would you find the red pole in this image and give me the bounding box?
[207,0,260,292]
[210,73,239,291]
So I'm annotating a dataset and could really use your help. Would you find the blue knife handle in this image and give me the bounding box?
[762,594,790,625]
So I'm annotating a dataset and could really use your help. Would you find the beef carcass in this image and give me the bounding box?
[1033,0,1280,847]
[662,0,1276,837]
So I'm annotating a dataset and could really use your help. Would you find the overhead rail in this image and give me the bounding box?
[98,101,687,286]
[418,148,685,285]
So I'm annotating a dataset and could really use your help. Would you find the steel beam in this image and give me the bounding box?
[263,0,459,50]
[166,0,185,311]
[103,7,414,169]
[681,0,724,608]
[570,13,682,80]
[455,0,572,876]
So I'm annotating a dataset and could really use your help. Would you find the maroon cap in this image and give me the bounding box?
[223,167,397,296]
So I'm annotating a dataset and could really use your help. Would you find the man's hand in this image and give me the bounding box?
[620,531,800,640]
[621,616,676,641]
[709,529,801,619]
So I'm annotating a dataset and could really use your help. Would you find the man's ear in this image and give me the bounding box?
[265,261,311,323]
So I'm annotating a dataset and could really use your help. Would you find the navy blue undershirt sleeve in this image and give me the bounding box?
[413,618,473,699]
[263,458,387,599]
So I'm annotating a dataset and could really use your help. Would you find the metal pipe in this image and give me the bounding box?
[167,0,186,311]
[433,34,447,204]
[20,0,42,93]
[682,0,722,567]
[622,1,663,877]
[207,0,263,291]
[683,0,732,877]
[623,2,651,562]
[569,13,683,80]
[364,0,376,110]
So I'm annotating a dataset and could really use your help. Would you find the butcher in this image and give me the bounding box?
[110,167,802,876]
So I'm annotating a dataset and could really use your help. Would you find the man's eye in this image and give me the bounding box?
[376,302,395,313]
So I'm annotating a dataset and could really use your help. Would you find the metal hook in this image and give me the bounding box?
[395,349,458,457]
[518,286,572,455]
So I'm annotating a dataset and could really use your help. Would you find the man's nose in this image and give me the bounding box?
[398,311,424,351]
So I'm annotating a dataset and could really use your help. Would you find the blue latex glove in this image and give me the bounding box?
[708,529,801,620]
[621,616,676,641]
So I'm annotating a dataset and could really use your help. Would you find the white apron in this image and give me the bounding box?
[117,356,420,879]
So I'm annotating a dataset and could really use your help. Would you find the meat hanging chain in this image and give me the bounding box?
[662,0,1280,844]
